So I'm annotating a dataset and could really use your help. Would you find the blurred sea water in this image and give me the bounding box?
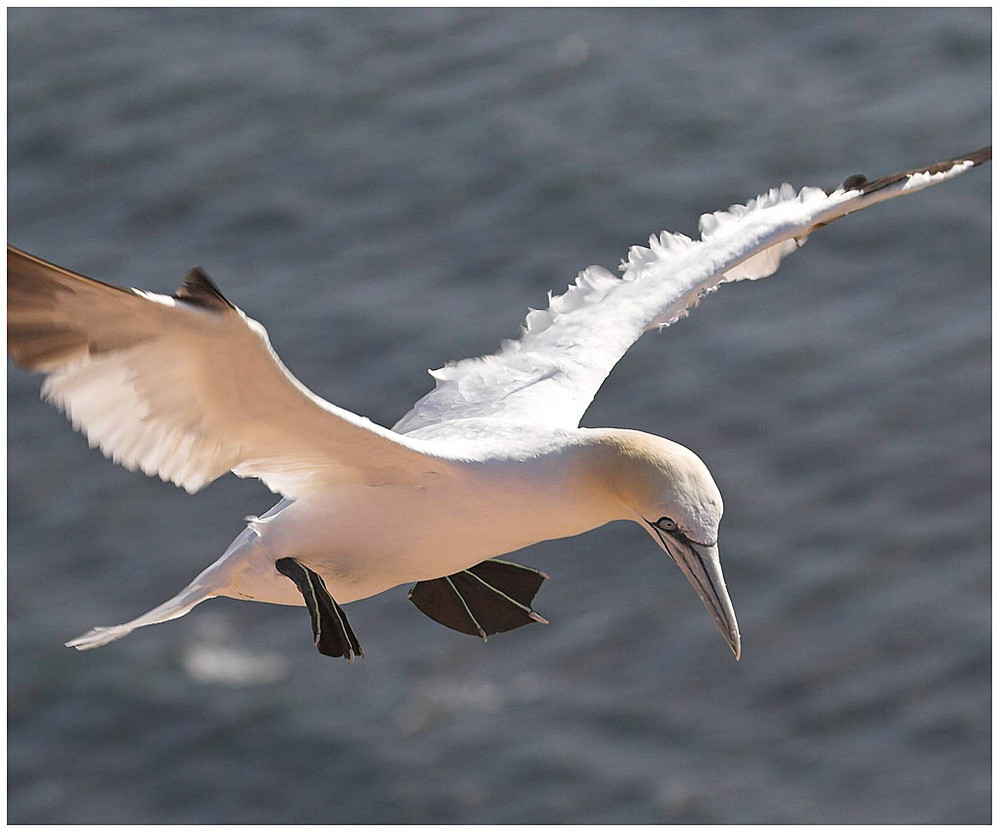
[7,8,991,824]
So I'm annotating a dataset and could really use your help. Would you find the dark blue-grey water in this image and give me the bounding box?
[7,8,991,824]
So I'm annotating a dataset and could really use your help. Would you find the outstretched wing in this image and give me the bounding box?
[7,246,441,495]
[394,146,991,437]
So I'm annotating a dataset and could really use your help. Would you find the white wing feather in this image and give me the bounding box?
[394,148,990,436]
[7,248,440,495]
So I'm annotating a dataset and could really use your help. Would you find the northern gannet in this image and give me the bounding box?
[7,146,990,663]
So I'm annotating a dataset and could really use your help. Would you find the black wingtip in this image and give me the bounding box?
[174,266,234,311]
[840,173,868,191]
[855,145,992,196]
[963,145,992,166]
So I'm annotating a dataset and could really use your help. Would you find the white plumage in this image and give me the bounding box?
[7,146,990,663]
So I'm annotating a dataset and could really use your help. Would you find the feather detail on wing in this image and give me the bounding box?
[394,146,990,436]
[7,246,441,495]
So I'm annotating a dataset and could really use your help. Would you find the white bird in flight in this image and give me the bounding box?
[7,146,990,663]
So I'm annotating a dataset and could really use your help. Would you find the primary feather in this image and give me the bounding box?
[394,147,990,437]
[7,144,990,662]
[7,247,441,496]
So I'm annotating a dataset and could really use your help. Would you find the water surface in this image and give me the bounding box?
[8,8,991,823]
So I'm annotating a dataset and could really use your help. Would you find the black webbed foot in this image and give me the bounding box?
[408,558,548,640]
[275,557,363,662]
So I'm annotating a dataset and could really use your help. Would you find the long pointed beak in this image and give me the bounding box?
[652,529,741,660]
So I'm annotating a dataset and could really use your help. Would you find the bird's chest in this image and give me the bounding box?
[261,470,598,597]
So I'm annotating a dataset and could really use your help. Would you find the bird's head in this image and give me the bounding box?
[589,429,740,660]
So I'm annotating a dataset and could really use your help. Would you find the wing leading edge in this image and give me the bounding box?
[7,246,444,496]
[393,146,990,437]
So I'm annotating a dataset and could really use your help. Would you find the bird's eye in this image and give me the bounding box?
[655,517,678,532]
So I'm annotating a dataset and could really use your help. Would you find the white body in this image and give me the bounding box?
[6,146,988,656]
[228,429,620,608]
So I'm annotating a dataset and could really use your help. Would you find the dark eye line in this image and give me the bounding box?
[647,516,716,548]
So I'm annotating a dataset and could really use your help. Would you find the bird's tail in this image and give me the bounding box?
[66,521,273,651]
[66,576,217,650]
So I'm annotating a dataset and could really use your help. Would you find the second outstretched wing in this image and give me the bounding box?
[394,146,990,437]
[8,246,444,496]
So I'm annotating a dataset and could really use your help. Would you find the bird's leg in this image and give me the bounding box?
[408,558,549,640]
[275,557,363,662]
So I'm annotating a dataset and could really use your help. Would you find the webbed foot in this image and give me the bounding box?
[275,557,363,662]
[408,558,548,640]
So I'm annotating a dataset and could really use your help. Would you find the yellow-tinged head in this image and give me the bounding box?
[587,428,739,659]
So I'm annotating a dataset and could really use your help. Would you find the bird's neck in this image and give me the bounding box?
[456,431,636,546]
